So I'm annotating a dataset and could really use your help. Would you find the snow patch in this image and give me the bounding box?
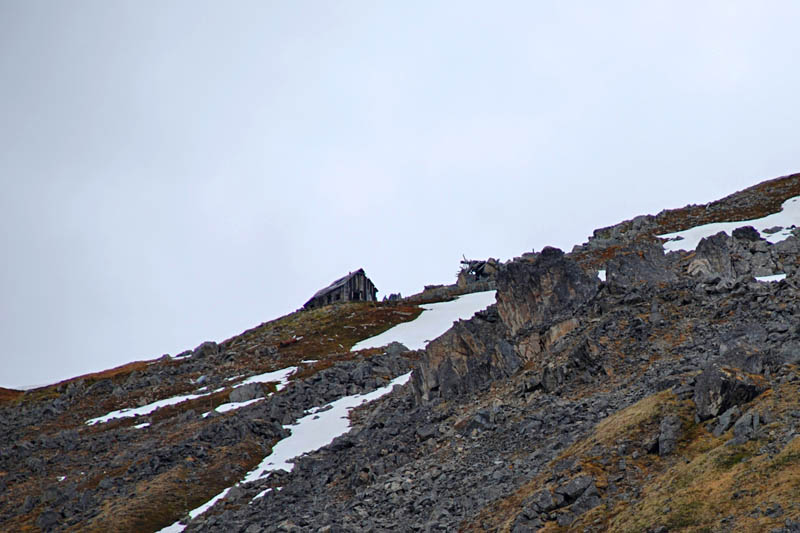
[86,367,297,426]
[658,196,800,252]
[157,372,411,532]
[85,392,209,425]
[202,397,264,418]
[756,273,787,282]
[597,269,606,282]
[250,488,272,502]
[133,422,150,429]
[351,290,497,352]
[234,367,297,391]
[244,371,412,480]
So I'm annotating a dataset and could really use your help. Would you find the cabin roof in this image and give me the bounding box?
[309,268,371,300]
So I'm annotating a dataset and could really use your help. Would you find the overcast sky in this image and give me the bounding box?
[2,1,799,388]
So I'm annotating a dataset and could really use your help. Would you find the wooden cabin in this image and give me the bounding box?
[303,269,378,310]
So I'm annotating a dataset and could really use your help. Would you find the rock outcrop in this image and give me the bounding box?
[412,305,516,403]
[495,247,599,337]
[693,363,767,421]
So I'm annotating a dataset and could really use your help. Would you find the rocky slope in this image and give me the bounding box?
[3,173,800,532]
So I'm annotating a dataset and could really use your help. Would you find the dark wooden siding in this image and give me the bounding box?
[304,269,378,309]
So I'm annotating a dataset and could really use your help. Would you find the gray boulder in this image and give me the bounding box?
[693,364,766,421]
[657,415,682,455]
[732,225,762,241]
[384,342,409,356]
[555,475,593,500]
[730,409,761,445]
[713,406,741,437]
[193,341,220,359]
[229,383,265,404]
[527,488,564,513]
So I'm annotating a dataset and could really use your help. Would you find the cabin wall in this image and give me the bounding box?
[304,270,379,309]
[348,272,378,302]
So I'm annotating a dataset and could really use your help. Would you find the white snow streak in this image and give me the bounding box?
[202,397,264,418]
[244,372,412,481]
[85,392,209,425]
[86,366,297,426]
[157,372,412,533]
[250,487,272,503]
[351,290,497,352]
[597,269,606,282]
[756,273,787,282]
[658,196,800,252]
[234,367,297,391]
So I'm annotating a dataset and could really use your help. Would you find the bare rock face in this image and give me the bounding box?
[495,247,599,337]
[413,248,601,404]
[411,306,516,403]
[693,364,767,421]
[691,231,735,282]
[605,242,678,292]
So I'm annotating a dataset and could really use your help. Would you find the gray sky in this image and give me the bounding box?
[2,1,799,388]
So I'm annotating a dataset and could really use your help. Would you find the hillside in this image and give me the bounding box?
[3,172,800,532]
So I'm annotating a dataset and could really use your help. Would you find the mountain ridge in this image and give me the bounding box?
[3,172,800,532]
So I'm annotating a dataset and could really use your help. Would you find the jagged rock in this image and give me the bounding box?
[538,339,603,393]
[384,342,408,355]
[605,242,677,291]
[693,364,767,421]
[527,487,565,512]
[692,232,735,282]
[774,235,800,255]
[732,226,762,241]
[412,306,517,403]
[687,257,714,279]
[713,406,741,437]
[571,482,601,516]
[193,341,220,359]
[495,247,599,337]
[658,415,682,455]
[730,409,761,445]
[555,475,593,500]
